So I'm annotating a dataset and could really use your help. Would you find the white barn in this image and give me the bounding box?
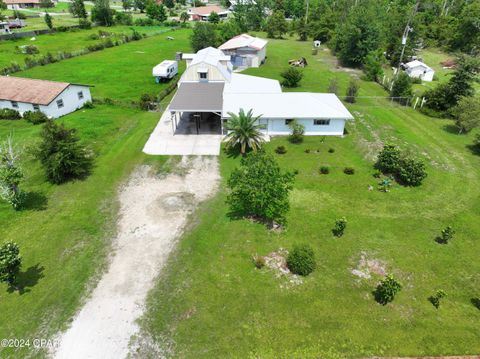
[168,47,353,136]
[0,76,92,118]
[219,34,267,68]
[404,60,435,82]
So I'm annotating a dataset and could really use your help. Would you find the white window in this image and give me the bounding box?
[199,72,207,80]
[11,101,18,108]
[314,119,330,126]
[56,99,64,108]
[33,104,40,111]
[78,91,84,100]
[285,119,294,125]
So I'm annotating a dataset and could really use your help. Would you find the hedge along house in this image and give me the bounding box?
[219,34,267,68]
[167,47,353,136]
[0,76,92,118]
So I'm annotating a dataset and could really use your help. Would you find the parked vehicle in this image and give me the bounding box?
[152,60,178,83]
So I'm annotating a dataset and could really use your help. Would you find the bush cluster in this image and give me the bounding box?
[375,274,402,305]
[375,144,427,186]
[343,167,355,175]
[320,166,330,174]
[23,111,48,125]
[36,120,93,184]
[275,145,287,154]
[287,119,305,143]
[437,226,455,244]
[0,242,22,286]
[286,244,316,276]
[0,109,21,120]
[281,67,303,88]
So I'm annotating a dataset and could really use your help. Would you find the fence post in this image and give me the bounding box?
[421,97,426,108]
[413,97,419,109]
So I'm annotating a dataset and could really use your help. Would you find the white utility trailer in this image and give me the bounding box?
[153,60,178,83]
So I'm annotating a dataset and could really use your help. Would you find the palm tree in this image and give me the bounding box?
[225,109,265,155]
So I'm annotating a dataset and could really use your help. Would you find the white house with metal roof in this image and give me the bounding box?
[219,34,267,68]
[403,60,435,82]
[0,76,92,118]
[166,46,353,137]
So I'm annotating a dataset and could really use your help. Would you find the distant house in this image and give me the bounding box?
[219,34,267,68]
[188,5,229,21]
[0,76,92,118]
[0,22,11,34]
[403,60,435,82]
[167,47,353,136]
[5,0,57,9]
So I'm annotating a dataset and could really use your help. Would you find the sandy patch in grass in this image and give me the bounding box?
[351,251,387,280]
[261,249,303,288]
[51,156,219,359]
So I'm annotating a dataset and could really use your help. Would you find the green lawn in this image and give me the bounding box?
[0,105,168,358]
[140,36,480,358]
[15,27,191,102]
[0,25,174,70]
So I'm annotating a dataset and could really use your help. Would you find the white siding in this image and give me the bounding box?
[180,62,227,82]
[406,66,434,82]
[0,85,92,118]
[258,118,346,136]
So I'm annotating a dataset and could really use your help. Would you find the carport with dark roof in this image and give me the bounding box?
[168,82,224,135]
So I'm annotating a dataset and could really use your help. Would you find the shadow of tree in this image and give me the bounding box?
[466,144,480,156]
[471,297,480,310]
[223,145,242,159]
[20,191,48,211]
[443,123,462,135]
[7,264,45,295]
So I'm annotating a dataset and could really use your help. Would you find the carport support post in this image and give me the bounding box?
[171,111,176,135]
[220,117,224,135]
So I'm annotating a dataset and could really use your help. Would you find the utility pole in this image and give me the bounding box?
[304,0,309,25]
[394,0,420,80]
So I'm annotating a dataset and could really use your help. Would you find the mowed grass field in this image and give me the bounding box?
[140,36,480,358]
[16,27,191,101]
[0,25,174,69]
[0,26,188,356]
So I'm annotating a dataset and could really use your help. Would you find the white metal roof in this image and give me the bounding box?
[222,92,354,119]
[223,73,281,94]
[219,34,268,51]
[405,60,433,71]
[186,47,232,81]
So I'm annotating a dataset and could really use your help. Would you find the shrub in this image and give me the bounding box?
[327,77,338,94]
[227,151,295,226]
[0,242,21,286]
[390,72,413,105]
[378,177,392,192]
[429,289,447,309]
[437,225,455,244]
[139,93,157,111]
[375,274,402,305]
[79,18,92,29]
[328,147,335,153]
[375,144,401,174]
[345,80,359,103]
[281,67,303,88]
[0,138,25,210]
[320,166,330,174]
[373,169,382,178]
[253,255,265,269]
[343,167,355,175]
[332,217,347,237]
[472,298,480,310]
[396,156,427,186]
[286,244,316,276]
[287,119,305,143]
[83,101,94,109]
[275,145,287,154]
[0,109,21,120]
[304,149,311,153]
[23,111,48,125]
[36,120,93,184]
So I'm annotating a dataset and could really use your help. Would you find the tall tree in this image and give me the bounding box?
[265,10,288,38]
[450,1,480,55]
[0,0,6,21]
[190,22,217,52]
[69,0,87,18]
[0,137,25,210]
[334,3,383,67]
[91,0,114,26]
[145,0,167,22]
[44,12,53,29]
[208,11,220,24]
[39,0,54,8]
[134,0,147,12]
[122,0,132,11]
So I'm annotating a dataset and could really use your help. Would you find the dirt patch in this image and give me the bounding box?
[351,251,387,280]
[262,249,303,288]
[51,156,220,359]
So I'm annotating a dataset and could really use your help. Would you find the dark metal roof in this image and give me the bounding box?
[168,82,224,112]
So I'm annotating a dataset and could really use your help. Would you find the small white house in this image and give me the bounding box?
[152,60,178,83]
[404,60,435,82]
[5,0,57,9]
[0,22,11,34]
[219,34,267,68]
[0,76,92,118]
